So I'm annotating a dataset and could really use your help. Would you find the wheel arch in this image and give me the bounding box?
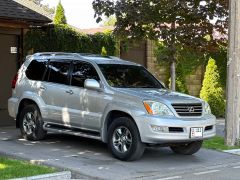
[102,110,139,143]
[16,98,40,128]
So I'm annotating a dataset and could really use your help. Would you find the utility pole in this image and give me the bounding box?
[225,0,240,146]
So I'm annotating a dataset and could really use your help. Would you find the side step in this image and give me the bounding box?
[43,123,101,140]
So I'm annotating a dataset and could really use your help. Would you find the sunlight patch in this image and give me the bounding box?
[0,163,8,169]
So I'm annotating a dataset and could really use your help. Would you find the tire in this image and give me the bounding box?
[19,104,47,141]
[108,117,145,161]
[170,141,203,155]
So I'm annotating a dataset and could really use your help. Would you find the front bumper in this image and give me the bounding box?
[136,114,216,144]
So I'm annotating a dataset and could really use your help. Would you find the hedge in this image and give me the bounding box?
[24,24,116,56]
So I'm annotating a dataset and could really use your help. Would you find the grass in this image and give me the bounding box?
[203,136,240,151]
[0,156,56,179]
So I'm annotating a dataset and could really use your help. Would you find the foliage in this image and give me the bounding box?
[203,136,240,151]
[208,45,227,90]
[155,41,204,94]
[0,156,56,179]
[24,25,116,56]
[93,0,228,47]
[200,58,225,117]
[102,15,117,26]
[54,1,67,24]
[93,0,228,89]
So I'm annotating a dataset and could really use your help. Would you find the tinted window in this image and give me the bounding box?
[26,59,48,81]
[98,64,163,88]
[44,60,71,85]
[71,61,100,87]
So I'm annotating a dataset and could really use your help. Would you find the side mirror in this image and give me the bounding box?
[84,79,101,90]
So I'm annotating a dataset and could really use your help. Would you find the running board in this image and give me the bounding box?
[43,123,101,140]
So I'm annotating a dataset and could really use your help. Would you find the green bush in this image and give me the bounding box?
[200,58,225,117]
[24,25,116,56]
[208,45,227,90]
[101,46,107,56]
[168,76,188,94]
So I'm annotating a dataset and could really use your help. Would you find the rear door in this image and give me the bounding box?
[40,59,72,125]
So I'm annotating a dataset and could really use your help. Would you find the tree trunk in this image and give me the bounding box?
[170,21,176,91]
[170,60,176,91]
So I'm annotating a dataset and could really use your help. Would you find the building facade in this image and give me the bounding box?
[0,0,51,126]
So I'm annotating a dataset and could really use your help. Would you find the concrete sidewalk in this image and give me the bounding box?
[1,126,240,180]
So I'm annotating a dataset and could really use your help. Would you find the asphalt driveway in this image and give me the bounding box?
[0,125,240,180]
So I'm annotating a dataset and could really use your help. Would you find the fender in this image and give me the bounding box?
[100,101,145,143]
[17,91,48,119]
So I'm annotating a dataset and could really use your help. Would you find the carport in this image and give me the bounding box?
[0,0,51,126]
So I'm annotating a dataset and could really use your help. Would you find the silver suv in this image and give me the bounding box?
[8,53,216,161]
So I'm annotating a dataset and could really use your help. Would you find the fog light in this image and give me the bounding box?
[151,125,168,133]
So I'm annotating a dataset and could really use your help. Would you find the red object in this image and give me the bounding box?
[11,73,18,89]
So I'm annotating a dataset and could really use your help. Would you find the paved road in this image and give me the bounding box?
[216,118,225,137]
[0,126,240,180]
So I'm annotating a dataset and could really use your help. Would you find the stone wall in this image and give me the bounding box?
[146,40,169,84]
[146,40,204,97]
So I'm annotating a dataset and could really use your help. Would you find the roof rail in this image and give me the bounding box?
[33,52,80,57]
[109,56,121,60]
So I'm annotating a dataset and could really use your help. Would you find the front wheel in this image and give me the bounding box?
[108,117,145,161]
[170,141,203,155]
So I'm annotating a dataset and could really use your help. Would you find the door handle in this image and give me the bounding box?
[40,86,46,90]
[66,90,74,95]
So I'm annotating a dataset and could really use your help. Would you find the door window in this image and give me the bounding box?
[26,59,48,81]
[44,60,71,85]
[71,61,100,87]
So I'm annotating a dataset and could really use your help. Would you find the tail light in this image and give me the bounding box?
[11,73,18,89]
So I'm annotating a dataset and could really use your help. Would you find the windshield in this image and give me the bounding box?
[98,64,164,88]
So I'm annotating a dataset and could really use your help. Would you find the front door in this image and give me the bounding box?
[0,34,18,126]
[67,61,102,130]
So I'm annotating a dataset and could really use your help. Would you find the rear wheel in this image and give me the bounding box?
[170,141,203,155]
[19,104,47,141]
[108,117,145,161]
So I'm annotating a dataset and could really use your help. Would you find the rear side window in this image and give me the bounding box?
[44,60,71,85]
[71,61,100,87]
[26,59,48,81]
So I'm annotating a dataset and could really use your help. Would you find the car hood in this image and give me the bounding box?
[115,88,203,104]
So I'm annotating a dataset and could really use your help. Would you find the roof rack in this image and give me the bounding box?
[79,53,121,60]
[33,52,81,57]
[109,56,122,60]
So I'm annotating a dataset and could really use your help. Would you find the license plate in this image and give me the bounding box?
[190,127,203,138]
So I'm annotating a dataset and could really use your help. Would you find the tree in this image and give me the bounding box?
[54,1,67,25]
[93,0,228,90]
[200,58,225,117]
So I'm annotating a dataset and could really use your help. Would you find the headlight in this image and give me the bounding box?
[143,101,174,116]
[204,102,211,115]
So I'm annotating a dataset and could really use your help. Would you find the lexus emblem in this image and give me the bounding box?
[188,107,195,112]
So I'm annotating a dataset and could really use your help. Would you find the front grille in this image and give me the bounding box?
[169,127,184,132]
[172,103,202,117]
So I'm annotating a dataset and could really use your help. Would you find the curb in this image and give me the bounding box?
[11,171,71,180]
[223,149,240,155]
